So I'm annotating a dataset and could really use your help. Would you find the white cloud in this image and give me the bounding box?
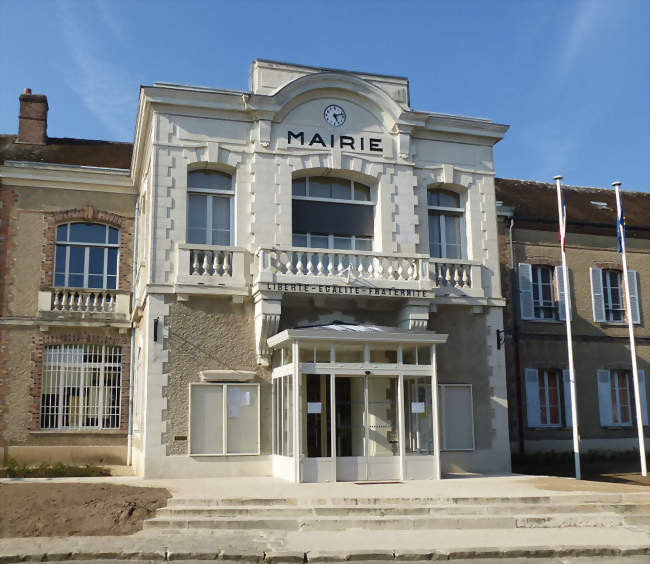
[57,1,134,140]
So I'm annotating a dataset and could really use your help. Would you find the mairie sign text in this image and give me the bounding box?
[264,282,428,298]
[287,131,383,153]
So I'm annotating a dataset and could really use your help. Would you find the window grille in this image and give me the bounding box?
[40,344,122,430]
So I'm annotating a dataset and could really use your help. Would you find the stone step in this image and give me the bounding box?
[157,501,650,519]
[166,492,650,508]
[144,511,629,532]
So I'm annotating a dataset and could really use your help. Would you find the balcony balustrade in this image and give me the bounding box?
[38,288,130,321]
[255,247,483,296]
[174,243,248,292]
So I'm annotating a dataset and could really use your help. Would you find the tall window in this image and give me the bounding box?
[40,344,122,430]
[292,176,373,250]
[427,189,462,259]
[598,368,647,427]
[187,170,233,245]
[532,266,557,320]
[55,223,119,289]
[525,368,571,428]
[602,270,624,322]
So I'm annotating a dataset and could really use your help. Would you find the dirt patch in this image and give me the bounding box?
[0,483,170,538]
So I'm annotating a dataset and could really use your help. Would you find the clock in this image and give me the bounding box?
[323,104,346,127]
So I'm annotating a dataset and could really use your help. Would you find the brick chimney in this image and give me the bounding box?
[17,88,48,144]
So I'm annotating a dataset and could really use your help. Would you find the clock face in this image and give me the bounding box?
[323,104,346,127]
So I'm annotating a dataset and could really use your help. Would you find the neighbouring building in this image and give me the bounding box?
[1,61,647,481]
[496,179,650,456]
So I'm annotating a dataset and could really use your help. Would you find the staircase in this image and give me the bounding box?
[144,492,650,532]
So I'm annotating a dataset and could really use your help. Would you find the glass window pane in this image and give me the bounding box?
[354,237,372,251]
[282,376,293,456]
[68,274,84,287]
[333,236,352,250]
[55,245,67,274]
[309,177,331,198]
[417,346,432,365]
[227,385,259,454]
[367,377,399,457]
[439,190,460,207]
[188,170,232,191]
[56,224,68,242]
[106,275,117,290]
[331,180,350,200]
[187,194,208,244]
[311,234,329,249]
[445,216,460,259]
[404,377,433,455]
[212,196,231,230]
[428,215,442,257]
[54,273,65,286]
[108,227,119,244]
[336,376,365,456]
[190,385,224,454]
[88,275,104,289]
[69,223,107,244]
[107,248,118,276]
[292,179,306,196]
[353,183,370,201]
[69,246,85,274]
[427,191,439,207]
[293,233,308,247]
[88,247,105,275]
[304,374,331,457]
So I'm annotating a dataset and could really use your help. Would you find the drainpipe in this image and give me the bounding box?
[126,198,140,467]
[509,217,525,457]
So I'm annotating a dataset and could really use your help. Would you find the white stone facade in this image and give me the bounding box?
[129,60,511,479]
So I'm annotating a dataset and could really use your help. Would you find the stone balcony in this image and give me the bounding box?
[173,243,249,296]
[254,247,485,298]
[37,287,131,324]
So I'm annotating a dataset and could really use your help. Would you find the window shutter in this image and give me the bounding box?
[638,370,648,426]
[525,368,540,427]
[519,263,535,320]
[562,369,573,427]
[597,369,612,426]
[590,267,606,322]
[627,270,641,324]
[555,266,571,321]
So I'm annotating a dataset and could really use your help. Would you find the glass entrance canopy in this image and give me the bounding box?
[268,324,448,482]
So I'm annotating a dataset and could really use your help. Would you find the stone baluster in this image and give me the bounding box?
[387,259,394,280]
[63,291,71,310]
[463,265,470,287]
[316,253,324,276]
[327,256,335,277]
[367,259,374,279]
[192,252,200,275]
[357,256,365,279]
[375,258,384,279]
[306,253,314,276]
[454,266,461,287]
[285,252,294,275]
[407,261,414,281]
[274,251,283,275]
[337,256,345,276]
[223,252,231,277]
[445,265,452,285]
[397,260,404,280]
[212,251,221,276]
[201,252,210,276]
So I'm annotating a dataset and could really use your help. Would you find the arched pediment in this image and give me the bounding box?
[270,72,405,129]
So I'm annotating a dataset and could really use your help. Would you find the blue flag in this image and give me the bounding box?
[617,199,626,253]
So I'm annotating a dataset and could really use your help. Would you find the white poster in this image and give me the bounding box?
[307,402,322,414]
[411,402,425,414]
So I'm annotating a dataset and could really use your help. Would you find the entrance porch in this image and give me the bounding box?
[268,324,448,482]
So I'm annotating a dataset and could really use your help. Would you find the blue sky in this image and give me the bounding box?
[1,0,648,191]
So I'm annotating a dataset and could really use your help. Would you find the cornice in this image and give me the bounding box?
[0,161,135,194]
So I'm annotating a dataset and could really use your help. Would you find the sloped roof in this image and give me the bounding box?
[0,135,132,169]
[495,178,650,238]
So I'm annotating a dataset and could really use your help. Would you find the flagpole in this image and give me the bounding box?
[554,175,581,480]
[613,181,647,477]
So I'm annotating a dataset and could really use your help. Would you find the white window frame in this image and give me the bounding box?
[292,176,374,206]
[188,382,260,456]
[40,344,122,430]
[532,266,557,320]
[292,232,372,251]
[54,223,120,289]
[602,269,625,323]
[427,189,465,259]
[187,170,234,246]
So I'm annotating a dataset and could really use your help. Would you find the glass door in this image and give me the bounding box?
[335,375,400,481]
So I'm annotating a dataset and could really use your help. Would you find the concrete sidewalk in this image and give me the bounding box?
[1,474,649,562]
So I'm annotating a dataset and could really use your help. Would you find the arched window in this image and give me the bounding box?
[187,169,233,245]
[54,223,119,289]
[292,176,373,251]
[427,189,463,259]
